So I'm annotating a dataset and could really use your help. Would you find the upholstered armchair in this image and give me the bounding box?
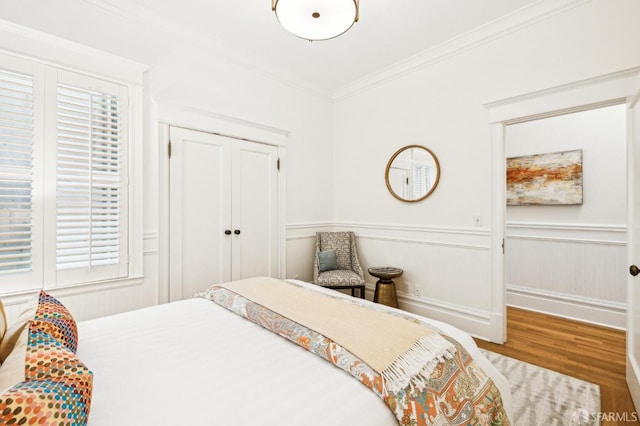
[313,231,365,298]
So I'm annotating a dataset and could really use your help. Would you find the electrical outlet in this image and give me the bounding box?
[405,282,413,294]
[414,285,421,297]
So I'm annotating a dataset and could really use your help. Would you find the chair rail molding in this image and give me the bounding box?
[334,221,490,251]
[506,222,627,246]
[285,222,335,241]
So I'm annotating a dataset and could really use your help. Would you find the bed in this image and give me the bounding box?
[0,278,512,425]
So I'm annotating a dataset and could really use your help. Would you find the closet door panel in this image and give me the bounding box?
[231,141,279,279]
[169,127,231,301]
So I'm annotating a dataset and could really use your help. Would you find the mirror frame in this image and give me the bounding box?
[385,145,441,202]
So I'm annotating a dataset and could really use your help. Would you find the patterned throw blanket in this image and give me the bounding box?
[196,278,510,426]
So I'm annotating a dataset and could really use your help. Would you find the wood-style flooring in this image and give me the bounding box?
[474,307,639,425]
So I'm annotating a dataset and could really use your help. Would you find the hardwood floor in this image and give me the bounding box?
[474,307,639,425]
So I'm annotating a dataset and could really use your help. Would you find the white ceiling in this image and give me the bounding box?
[0,0,542,92]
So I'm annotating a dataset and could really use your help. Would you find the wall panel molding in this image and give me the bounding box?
[506,222,627,329]
[143,232,159,255]
[284,221,499,340]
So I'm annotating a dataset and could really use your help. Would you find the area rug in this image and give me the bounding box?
[480,349,601,425]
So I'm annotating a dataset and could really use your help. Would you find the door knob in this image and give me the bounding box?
[224,230,231,235]
[234,229,241,235]
[631,265,640,277]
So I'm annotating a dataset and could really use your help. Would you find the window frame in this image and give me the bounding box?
[0,51,143,294]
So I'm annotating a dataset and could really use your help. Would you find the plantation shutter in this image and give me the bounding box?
[54,70,128,283]
[412,165,423,199]
[0,68,34,277]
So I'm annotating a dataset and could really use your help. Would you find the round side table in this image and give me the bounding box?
[368,267,403,308]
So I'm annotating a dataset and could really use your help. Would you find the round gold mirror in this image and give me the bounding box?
[385,145,440,202]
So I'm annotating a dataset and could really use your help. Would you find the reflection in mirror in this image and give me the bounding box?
[385,145,440,202]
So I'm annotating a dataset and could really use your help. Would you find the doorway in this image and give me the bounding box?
[504,104,627,328]
[485,69,638,345]
[486,68,640,407]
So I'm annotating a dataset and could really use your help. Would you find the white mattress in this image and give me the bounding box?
[77,280,511,425]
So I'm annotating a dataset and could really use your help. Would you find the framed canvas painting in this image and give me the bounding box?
[506,149,583,206]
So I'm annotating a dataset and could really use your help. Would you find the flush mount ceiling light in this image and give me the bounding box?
[271,0,359,41]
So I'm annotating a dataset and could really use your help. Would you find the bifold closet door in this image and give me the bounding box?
[169,127,279,301]
[169,127,232,301]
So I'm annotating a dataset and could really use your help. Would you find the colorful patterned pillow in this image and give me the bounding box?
[33,290,78,353]
[0,290,78,362]
[0,320,93,425]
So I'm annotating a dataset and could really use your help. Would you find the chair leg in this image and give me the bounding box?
[360,287,365,299]
[351,288,355,297]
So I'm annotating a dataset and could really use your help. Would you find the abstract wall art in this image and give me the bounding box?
[506,149,583,205]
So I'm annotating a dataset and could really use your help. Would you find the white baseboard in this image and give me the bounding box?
[368,282,502,342]
[507,284,626,330]
[334,284,501,342]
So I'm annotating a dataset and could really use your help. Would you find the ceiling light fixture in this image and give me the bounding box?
[271,0,359,41]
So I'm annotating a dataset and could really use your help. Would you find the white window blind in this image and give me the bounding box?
[0,69,33,276]
[412,165,423,199]
[0,53,136,292]
[55,83,123,271]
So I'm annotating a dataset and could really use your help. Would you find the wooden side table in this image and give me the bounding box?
[368,267,403,308]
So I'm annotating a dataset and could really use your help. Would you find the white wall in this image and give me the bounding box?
[505,104,627,328]
[2,0,640,339]
[0,23,334,320]
[506,105,626,225]
[332,0,640,340]
[146,45,335,291]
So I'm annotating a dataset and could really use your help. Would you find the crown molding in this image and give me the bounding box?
[0,19,148,86]
[76,0,333,101]
[333,0,592,102]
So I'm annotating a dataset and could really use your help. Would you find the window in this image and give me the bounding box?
[0,54,130,290]
[0,69,34,277]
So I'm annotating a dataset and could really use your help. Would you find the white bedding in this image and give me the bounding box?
[77,280,511,425]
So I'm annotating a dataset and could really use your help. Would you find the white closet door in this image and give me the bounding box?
[169,127,231,301]
[231,140,279,279]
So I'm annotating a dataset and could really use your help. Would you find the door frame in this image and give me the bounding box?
[484,68,640,344]
[155,101,289,304]
[627,73,640,410]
